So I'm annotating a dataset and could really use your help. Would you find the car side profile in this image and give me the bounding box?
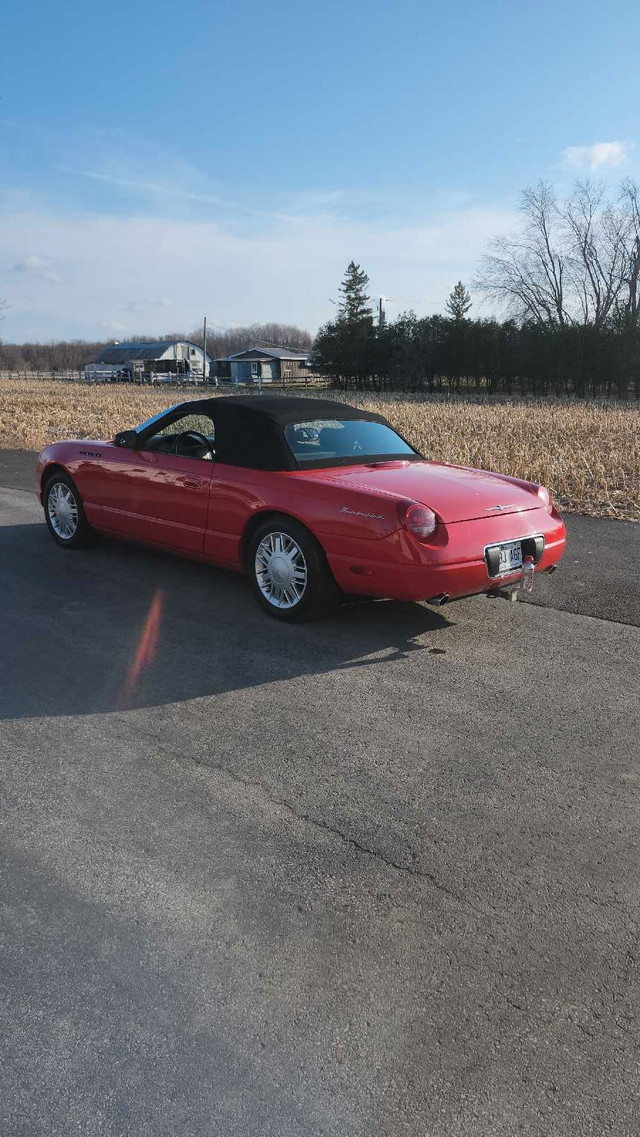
[37,395,566,620]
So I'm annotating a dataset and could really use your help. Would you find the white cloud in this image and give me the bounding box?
[123,297,173,312]
[11,253,62,284]
[562,141,632,171]
[0,195,518,339]
[70,168,252,212]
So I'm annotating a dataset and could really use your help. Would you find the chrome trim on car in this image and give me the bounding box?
[135,404,185,435]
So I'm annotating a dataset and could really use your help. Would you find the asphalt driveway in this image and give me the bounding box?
[1,453,639,1136]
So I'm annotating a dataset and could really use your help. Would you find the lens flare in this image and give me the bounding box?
[125,589,163,693]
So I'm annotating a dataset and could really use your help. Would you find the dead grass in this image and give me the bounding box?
[1,379,638,520]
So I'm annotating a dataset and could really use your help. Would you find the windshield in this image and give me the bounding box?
[285,419,420,468]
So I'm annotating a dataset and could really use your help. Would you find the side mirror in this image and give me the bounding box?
[114,429,139,449]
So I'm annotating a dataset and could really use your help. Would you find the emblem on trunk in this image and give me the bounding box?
[485,503,516,511]
[340,506,384,520]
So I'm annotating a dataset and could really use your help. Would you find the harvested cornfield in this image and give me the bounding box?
[350,393,640,522]
[1,379,638,520]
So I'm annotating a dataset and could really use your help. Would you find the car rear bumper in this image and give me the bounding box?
[325,509,567,602]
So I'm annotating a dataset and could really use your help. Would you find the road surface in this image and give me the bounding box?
[1,452,639,1136]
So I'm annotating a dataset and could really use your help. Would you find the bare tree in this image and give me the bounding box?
[477,179,640,329]
[0,321,314,372]
[188,322,313,359]
[560,181,632,328]
[477,183,569,326]
[619,179,640,326]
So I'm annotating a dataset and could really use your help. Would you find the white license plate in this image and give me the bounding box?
[494,540,523,574]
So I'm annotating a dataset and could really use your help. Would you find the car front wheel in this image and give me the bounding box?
[248,517,337,622]
[44,473,96,549]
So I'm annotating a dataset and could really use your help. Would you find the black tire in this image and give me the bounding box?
[43,472,97,549]
[247,516,338,622]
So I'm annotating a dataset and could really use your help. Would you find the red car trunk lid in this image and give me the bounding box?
[306,460,538,524]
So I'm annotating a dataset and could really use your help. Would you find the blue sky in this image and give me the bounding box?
[1,0,638,340]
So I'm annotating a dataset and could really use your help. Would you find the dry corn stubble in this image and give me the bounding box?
[0,379,638,521]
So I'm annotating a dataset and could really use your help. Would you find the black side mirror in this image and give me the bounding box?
[114,429,139,449]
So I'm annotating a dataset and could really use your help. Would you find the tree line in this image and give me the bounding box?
[0,323,312,373]
[312,293,640,398]
[311,180,640,398]
[2,178,638,396]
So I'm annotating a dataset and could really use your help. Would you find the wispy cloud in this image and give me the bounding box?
[59,153,387,227]
[11,253,62,284]
[59,164,282,221]
[71,168,244,209]
[286,189,349,212]
[562,141,632,171]
[0,192,518,339]
[123,297,173,312]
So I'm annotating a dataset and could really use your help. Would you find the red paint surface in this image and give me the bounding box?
[37,441,567,603]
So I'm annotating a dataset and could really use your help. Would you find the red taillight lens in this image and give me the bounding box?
[537,485,552,512]
[398,501,438,541]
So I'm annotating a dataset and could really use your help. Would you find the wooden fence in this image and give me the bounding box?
[0,370,330,389]
[1,370,84,382]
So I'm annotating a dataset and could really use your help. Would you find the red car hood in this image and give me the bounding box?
[307,460,540,524]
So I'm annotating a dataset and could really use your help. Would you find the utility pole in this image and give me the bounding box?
[201,315,207,384]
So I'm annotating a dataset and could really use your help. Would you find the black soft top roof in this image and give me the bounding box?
[175,394,388,427]
[135,395,395,471]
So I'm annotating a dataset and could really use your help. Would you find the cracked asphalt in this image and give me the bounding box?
[1,454,640,1136]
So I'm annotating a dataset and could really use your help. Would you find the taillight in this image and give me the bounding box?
[537,485,552,512]
[398,501,438,541]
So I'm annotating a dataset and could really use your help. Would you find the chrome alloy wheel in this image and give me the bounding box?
[47,481,79,539]
[254,531,308,609]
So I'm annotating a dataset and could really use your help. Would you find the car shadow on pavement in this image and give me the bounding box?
[1,523,453,720]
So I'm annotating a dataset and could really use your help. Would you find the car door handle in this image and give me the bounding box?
[180,476,204,489]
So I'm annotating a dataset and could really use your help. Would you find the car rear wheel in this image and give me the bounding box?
[248,517,338,622]
[44,473,96,549]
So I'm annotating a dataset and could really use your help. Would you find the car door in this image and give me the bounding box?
[91,412,216,554]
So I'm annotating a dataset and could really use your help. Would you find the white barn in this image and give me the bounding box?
[85,339,213,383]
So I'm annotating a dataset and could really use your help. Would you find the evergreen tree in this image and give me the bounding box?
[338,261,373,323]
[445,281,472,321]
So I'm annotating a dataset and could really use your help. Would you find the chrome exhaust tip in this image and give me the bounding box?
[428,593,450,606]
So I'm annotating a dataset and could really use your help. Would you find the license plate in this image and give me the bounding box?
[493,540,523,574]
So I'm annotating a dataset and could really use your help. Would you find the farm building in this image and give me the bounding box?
[85,340,213,382]
[214,347,315,384]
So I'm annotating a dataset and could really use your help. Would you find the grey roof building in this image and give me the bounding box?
[214,346,314,384]
[86,339,213,381]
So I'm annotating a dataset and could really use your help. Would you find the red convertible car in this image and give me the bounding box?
[37,395,566,620]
